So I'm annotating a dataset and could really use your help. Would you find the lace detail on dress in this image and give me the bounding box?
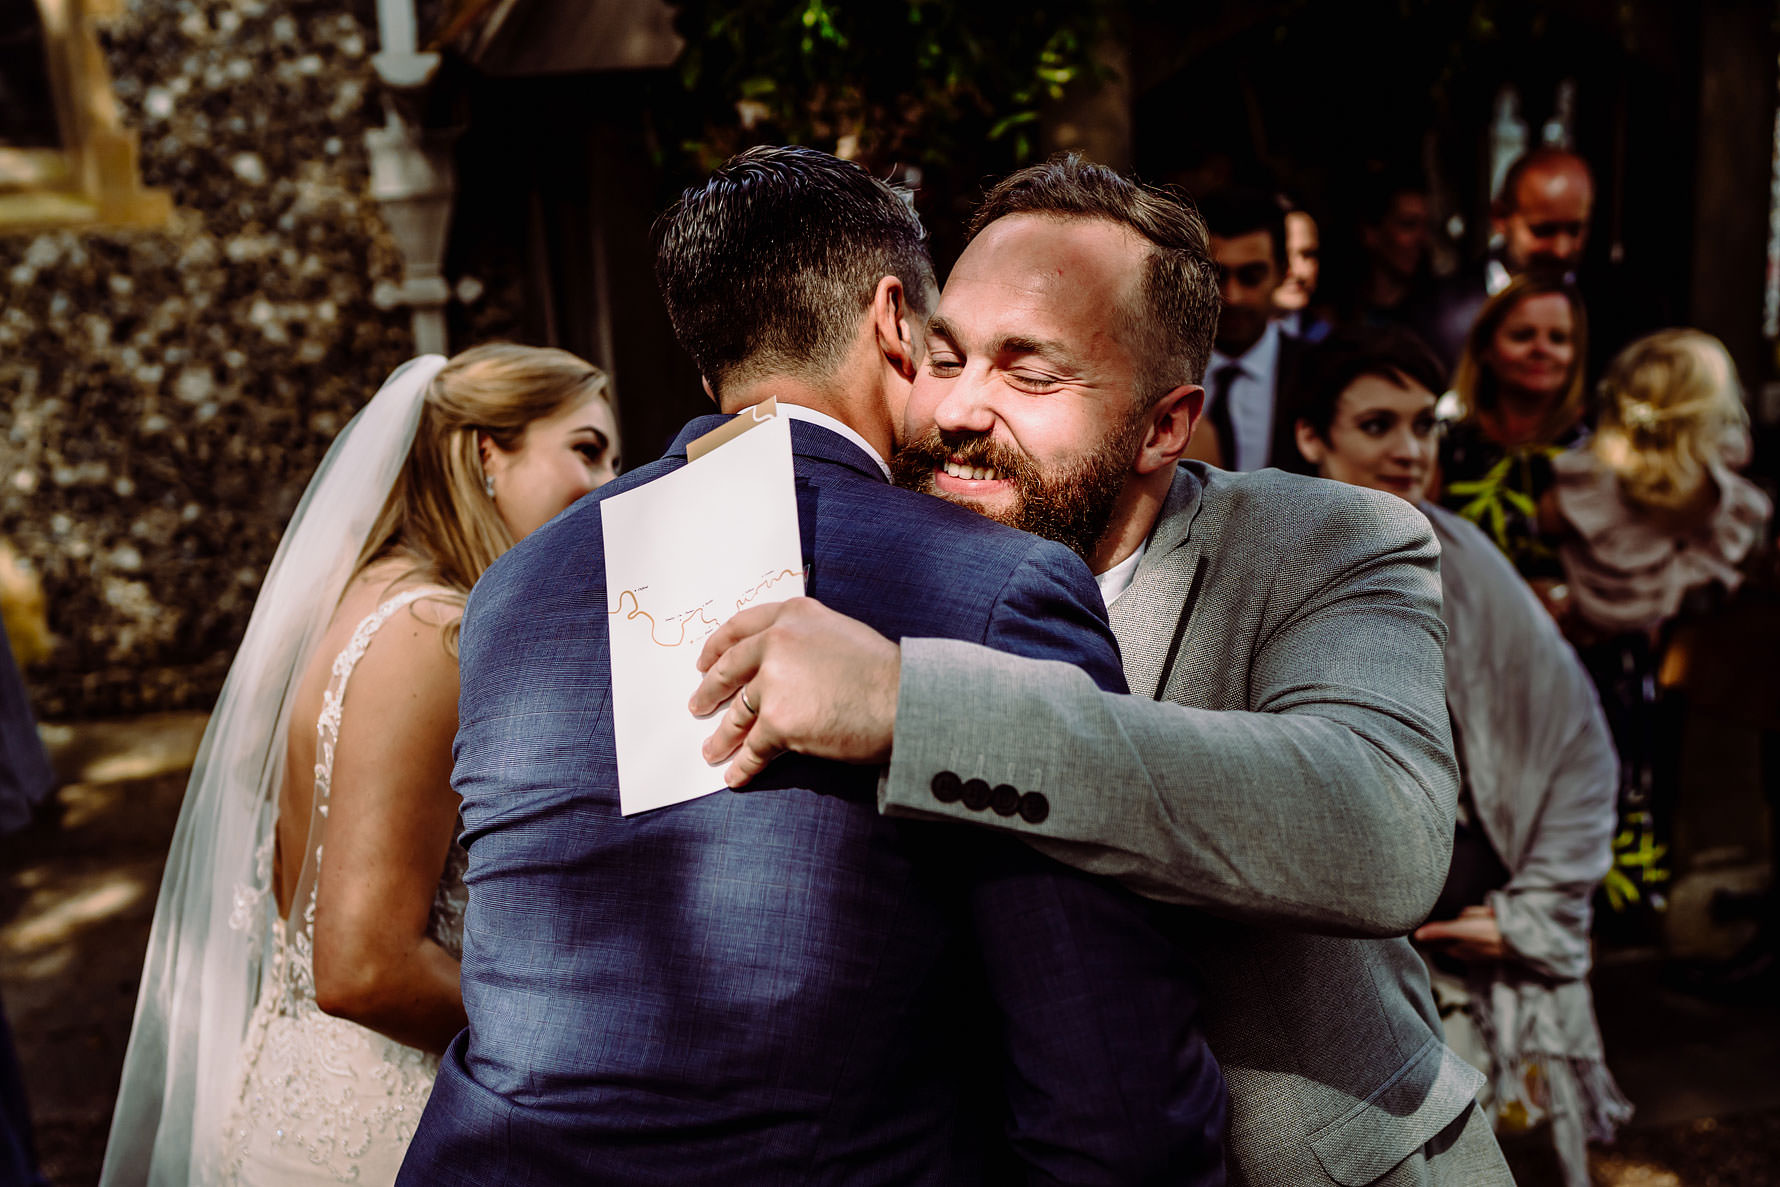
[219,589,467,1185]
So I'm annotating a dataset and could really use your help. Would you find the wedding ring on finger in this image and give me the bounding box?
[738,685,759,719]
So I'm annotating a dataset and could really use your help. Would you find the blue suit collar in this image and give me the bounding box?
[667,414,889,485]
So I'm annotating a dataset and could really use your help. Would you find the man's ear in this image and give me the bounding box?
[871,275,920,381]
[1294,419,1327,469]
[1134,384,1204,475]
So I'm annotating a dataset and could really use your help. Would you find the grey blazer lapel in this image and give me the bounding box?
[1111,467,1208,699]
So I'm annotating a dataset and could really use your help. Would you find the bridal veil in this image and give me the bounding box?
[100,356,448,1186]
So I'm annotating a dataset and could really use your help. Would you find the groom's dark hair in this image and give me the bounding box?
[655,145,935,400]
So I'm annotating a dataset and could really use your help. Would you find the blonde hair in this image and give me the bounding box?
[351,343,612,596]
[1451,272,1589,445]
[1592,329,1748,512]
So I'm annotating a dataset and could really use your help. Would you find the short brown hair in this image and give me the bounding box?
[1288,326,1449,466]
[968,154,1221,401]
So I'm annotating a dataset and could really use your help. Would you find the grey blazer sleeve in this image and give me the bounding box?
[882,501,1457,938]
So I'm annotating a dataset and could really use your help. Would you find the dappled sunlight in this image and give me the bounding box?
[38,712,208,787]
[58,781,136,833]
[10,946,73,985]
[1593,1159,1683,1187]
[2,869,150,956]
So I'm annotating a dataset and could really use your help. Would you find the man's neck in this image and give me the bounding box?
[721,376,894,463]
[1213,321,1272,364]
[1088,472,1171,575]
[1366,266,1412,311]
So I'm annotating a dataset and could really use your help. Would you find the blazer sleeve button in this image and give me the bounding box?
[1017,791,1050,825]
[990,784,1020,816]
[961,779,991,811]
[931,771,963,802]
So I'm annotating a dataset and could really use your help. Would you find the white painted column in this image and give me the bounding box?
[366,0,453,355]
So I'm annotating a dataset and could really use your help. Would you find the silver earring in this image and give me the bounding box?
[484,473,496,500]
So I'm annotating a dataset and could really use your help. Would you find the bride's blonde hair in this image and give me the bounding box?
[352,343,612,593]
[1592,329,1748,513]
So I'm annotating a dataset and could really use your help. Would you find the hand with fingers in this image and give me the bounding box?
[1413,904,1506,963]
[690,597,901,787]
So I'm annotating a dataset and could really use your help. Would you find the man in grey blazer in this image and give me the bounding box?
[689,156,1514,1185]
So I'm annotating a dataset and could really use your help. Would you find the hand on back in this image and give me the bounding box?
[690,597,900,786]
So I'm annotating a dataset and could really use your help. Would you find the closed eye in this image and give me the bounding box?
[1006,371,1063,393]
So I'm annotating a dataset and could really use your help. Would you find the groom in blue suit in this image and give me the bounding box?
[400,146,1225,1185]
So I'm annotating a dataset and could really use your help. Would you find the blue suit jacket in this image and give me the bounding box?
[400,417,1225,1186]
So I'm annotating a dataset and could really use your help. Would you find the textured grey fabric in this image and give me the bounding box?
[1374,1103,1513,1186]
[883,463,1511,1186]
[1429,502,1631,1186]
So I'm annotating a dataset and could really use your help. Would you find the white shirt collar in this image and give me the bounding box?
[1486,258,1512,296]
[1485,257,1577,296]
[1204,322,1283,471]
[1094,536,1148,610]
[773,403,892,481]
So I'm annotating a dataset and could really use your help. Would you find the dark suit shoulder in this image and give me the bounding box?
[790,462,1117,688]
[467,455,681,628]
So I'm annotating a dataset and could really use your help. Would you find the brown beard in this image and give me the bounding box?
[890,412,1146,562]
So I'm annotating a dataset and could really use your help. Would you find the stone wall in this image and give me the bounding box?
[1,0,416,718]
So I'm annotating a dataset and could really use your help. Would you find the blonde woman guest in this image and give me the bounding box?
[1438,272,1590,600]
[102,345,619,1187]
[1291,327,1631,1187]
[1544,332,1772,932]
[1546,329,1770,639]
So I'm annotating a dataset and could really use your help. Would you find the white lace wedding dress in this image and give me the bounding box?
[217,589,468,1185]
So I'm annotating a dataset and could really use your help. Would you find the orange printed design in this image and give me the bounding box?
[609,568,801,649]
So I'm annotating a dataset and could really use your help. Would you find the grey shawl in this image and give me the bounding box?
[1426,502,1633,1185]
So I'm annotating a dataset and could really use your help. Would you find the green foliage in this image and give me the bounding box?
[670,0,1117,171]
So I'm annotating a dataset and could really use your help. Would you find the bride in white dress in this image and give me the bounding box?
[100,345,620,1186]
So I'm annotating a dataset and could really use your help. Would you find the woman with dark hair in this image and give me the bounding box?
[1290,327,1632,1187]
[1439,273,1590,605]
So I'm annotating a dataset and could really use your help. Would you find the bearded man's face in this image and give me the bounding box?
[894,214,1154,564]
[891,414,1146,562]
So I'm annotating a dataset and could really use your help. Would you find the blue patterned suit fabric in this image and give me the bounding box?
[400,417,1225,1186]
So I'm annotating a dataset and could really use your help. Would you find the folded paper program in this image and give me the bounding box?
[601,407,805,814]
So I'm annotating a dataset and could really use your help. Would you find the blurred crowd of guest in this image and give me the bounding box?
[1191,144,1775,1183]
